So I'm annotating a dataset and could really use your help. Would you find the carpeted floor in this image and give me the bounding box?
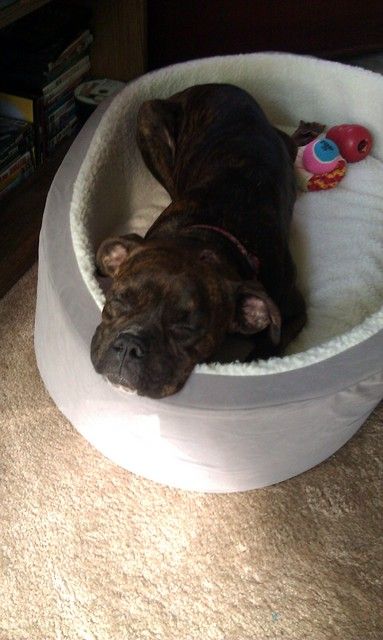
[0,264,382,640]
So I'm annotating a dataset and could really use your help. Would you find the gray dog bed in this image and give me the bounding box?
[35,53,383,492]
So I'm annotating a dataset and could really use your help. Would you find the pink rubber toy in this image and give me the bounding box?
[302,137,341,174]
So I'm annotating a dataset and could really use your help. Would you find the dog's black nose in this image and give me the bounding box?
[113,332,147,360]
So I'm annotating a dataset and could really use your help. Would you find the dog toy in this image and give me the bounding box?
[326,124,373,162]
[302,137,342,174]
[294,122,373,192]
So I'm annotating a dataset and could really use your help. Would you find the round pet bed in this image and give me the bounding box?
[35,53,383,493]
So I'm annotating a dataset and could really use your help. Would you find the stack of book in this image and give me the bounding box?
[0,2,92,166]
[0,115,35,198]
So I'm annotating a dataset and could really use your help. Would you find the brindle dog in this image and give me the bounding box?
[91,84,307,398]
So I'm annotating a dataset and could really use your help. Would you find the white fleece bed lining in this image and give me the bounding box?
[70,53,383,377]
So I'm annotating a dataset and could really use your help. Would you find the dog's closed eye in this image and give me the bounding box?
[103,294,133,318]
[170,324,201,342]
[171,324,196,334]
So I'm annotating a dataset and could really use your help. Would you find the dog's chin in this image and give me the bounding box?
[104,372,185,399]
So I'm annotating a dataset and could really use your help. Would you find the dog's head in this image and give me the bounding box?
[91,234,281,398]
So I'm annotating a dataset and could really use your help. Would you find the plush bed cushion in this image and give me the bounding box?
[70,53,383,376]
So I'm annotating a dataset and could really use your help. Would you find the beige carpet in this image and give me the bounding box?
[0,265,382,640]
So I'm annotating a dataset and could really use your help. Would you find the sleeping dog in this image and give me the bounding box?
[91,84,307,398]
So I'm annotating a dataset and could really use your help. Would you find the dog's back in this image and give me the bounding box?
[168,84,295,213]
[157,84,297,297]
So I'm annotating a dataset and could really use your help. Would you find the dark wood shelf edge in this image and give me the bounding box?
[0,0,53,29]
[0,133,76,299]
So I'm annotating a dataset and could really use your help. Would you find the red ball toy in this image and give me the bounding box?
[326,124,373,163]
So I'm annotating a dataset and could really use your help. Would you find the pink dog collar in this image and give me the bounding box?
[191,224,260,274]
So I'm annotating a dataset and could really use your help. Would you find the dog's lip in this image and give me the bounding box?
[103,373,181,399]
[103,370,136,390]
[103,371,158,395]
[105,377,138,395]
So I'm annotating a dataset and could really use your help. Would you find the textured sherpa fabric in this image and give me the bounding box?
[70,52,383,376]
[1,266,383,639]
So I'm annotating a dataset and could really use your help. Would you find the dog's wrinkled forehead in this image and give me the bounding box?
[126,242,207,274]
[116,243,208,289]
[109,248,211,317]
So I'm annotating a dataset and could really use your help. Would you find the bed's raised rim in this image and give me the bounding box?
[69,52,383,379]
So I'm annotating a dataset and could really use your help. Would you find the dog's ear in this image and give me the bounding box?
[230,282,281,344]
[291,121,326,147]
[96,234,144,277]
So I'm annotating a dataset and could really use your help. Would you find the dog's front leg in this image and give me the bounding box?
[136,99,182,199]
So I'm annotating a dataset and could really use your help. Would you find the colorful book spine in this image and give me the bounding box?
[0,134,33,170]
[47,116,78,154]
[46,97,76,136]
[43,56,90,100]
[0,149,34,197]
[48,30,93,72]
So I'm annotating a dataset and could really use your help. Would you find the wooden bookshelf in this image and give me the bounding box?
[0,0,53,29]
[0,0,147,299]
[89,0,147,81]
[0,134,75,298]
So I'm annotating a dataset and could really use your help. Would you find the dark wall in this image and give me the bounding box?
[148,0,383,70]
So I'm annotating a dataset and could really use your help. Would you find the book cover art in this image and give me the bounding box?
[0,91,43,162]
[0,92,35,122]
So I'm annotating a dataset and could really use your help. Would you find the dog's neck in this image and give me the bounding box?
[189,224,260,275]
[145,198,261,279]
